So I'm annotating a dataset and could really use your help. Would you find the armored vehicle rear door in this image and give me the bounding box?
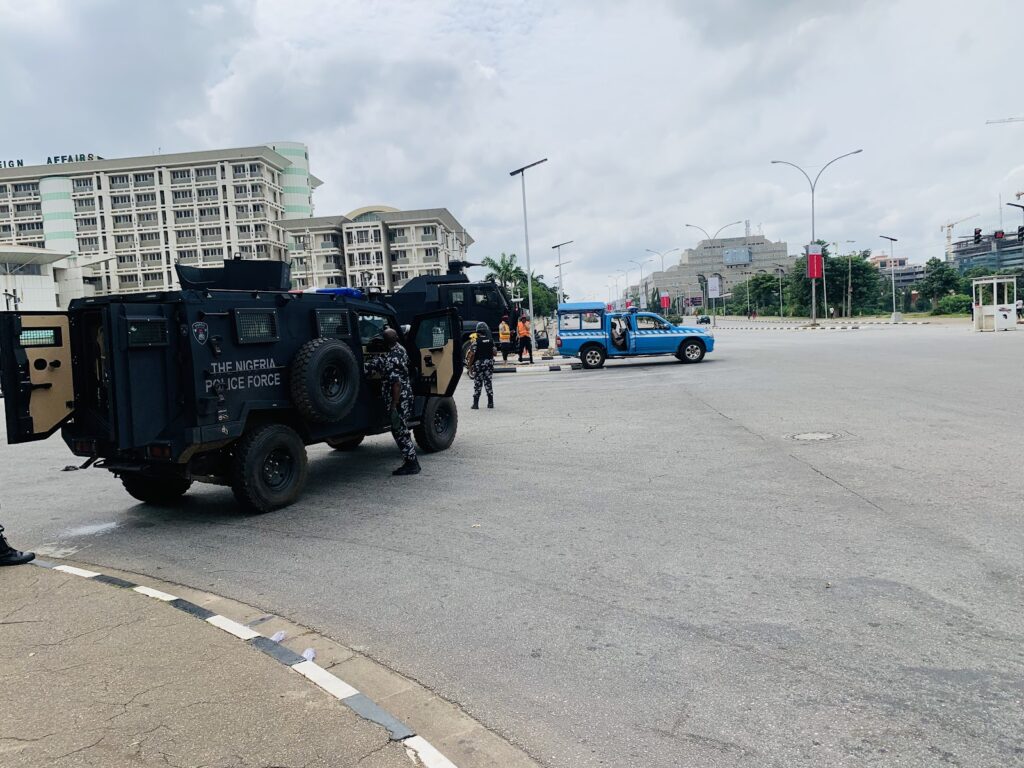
[404,309,462,397]
[0,312,75,443]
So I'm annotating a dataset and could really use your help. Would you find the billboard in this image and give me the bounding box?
[723,247,752,265]
[708,276,722,298]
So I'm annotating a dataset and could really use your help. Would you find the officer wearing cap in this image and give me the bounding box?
[467,322,495,409]
[364,328,420,476]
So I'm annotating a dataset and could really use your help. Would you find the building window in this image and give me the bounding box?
[139,212,157,223]
[356,230,369,244]
[134,173,153,184]
[195,167,216,179]
[172,190,192,201]
[110,174,129,185]
[113,214,133,225]
[13,183,38,194]
[372,229,382,243]
[202,247,224,259]
[200,227,222,237]
[17,221,43,232]
[135,193,156,205]
[177,249,198,260]
[422,225,436,237]
[73,178,93,191]
[424,247,438,260]
[198,206,218,218]
[197,188,218,199]
[139,232,161,243]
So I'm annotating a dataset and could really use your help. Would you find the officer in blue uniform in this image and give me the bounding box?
[364,328,420,476]
[468,322,495,409]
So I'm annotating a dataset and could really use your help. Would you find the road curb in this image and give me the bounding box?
[493,362,582,374]
[31,559,464,768]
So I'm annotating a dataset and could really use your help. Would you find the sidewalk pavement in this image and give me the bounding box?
[0,563,413,768]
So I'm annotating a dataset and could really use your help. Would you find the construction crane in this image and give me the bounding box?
[986,117,1024,124]
[941,213,979,259]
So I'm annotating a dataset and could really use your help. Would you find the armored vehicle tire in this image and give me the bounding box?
[121,474,192,505]
[291,338,360,423]
[414,397,458,453]
[231,424,309,514]
[580,344,607,369]
[327,435,364,451]
[677,338,706,364]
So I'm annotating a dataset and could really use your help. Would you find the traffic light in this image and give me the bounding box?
[1017,225,1024,241]
[974,228,982,244]
[995,230,1005,240]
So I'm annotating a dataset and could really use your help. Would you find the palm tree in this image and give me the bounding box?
[481,252,522,292]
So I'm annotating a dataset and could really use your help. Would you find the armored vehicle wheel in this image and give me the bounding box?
[677,338,706,364]
[580,344,606,369]
[327,435,364,451]
[121,474,192,505]
[231,424,308,514]
[291,338,360,423]
[414,397,458,453]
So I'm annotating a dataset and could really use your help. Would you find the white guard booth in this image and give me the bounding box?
[972,275,1017,332]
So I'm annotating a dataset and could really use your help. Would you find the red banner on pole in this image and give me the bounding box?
[807,253,823,279]
[660,293,670,309]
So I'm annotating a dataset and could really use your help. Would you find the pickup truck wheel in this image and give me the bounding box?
[231,424,308,514]
[678,338,706,363]
[327,435,364,451]
[414,397,458,453]
[291,338,360,423]
[121,474,192,505]
[580,344,606,369]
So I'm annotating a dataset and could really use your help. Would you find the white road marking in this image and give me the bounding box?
[53,565,99,578]
[206,614,261,640]
[133,585,178,601]
[404,735,459,768]
[291,660,360,700]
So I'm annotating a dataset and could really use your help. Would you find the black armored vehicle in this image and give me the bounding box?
[0,260,462,513]
[383,262,524,357]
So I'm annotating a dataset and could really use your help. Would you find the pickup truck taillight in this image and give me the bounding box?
[556,335,562,347]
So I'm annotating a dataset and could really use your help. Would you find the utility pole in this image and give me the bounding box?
[880,235,900,322]
[845,239,856,318]
[510,158,548,349]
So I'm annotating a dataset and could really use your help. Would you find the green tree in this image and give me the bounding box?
[935,294,972,314]
[916,257,960,306]
[521,272,559,318]
[480,252,525,293]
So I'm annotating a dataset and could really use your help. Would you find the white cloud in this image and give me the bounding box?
[3,0,1023,298]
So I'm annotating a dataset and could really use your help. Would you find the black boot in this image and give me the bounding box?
[0,526,34,567]
[487,396,494,409]
[392,458,421,476]
[471,396,479,410]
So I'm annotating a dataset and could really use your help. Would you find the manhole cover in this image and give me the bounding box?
[790,432,841,442]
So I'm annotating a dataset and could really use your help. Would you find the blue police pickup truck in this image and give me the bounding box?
[555,302,714,369]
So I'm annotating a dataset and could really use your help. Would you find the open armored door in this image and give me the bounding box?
[0,312,75,443]
[404,309,463,397]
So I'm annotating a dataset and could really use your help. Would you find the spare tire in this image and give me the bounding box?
[290,338,360,423]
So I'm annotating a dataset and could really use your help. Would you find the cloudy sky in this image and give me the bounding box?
[2,0,1022,300]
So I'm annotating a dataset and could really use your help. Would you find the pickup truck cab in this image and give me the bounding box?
[555,302,714,369]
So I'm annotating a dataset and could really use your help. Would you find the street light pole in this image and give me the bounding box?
[845,239,856,318]
[880,235,900,322]
[775,264,786,320]
[510,158,548,349]
[630,258,651,308]
[551,240,573,303]
[685,222,742,325]
[771,149,863,325]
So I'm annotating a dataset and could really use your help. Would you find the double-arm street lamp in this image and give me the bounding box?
[510,158,548,349]
[771,149,863,324]
[685,222,742,324]
[551,240,573,302]
[629,258,652,308]
[880,235,900,322]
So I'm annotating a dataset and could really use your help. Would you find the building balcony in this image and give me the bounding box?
[200,234,223,243]
[196,193,220,202]
[114,241,135,251]
[79,242,99,252]
[14,211,41,220]
[72,186,94,195]
[74,204,96,213]
[178,255,200,264]
[110,182,130,191]
[112,201,133,210]
[113,220,133,230]
[420,234,438,243]
[116,258,139,268]
[176,236,197,245]
[76,223,98,233]
[12,190,39,199]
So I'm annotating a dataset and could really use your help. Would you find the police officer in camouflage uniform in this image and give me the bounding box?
[467,322,495,409]
[364,328,420,476]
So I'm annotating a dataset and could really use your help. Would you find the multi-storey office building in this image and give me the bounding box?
[0,143,319,296]
[950,232,1024,273]
[633,234,792,307]
[282,205,472,292]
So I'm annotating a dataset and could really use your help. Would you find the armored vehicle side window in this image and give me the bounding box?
[448,288,466,306]
[473,286,499,306]
[316,310,352,340]
[415,316,453,349]
[19,328,62,347]
[234,308,280,344]
[356,312,392,345]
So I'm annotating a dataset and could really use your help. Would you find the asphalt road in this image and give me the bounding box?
[3,322,1023,767]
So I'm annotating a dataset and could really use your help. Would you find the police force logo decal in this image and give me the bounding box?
[192,321,209,345]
